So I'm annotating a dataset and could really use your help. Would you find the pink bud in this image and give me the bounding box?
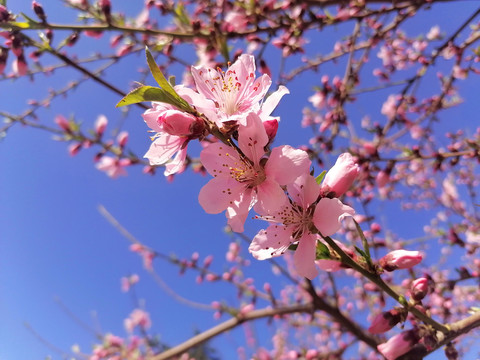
[160,110,203,137]
[368,309,402,334]
[262,119,278,143]
[376,170,389,188]
[411,277,429,301]
[0,5,10,22]
[377,329,419,360]
[13,54,28,76]
[117,131,128,147]
[94,114,108,136]
[380,250,424,272]
[68,142,82,156]
[55,115,71,132]
[0,46,8,74]
[322,153,360,197]
[32,1,47,22]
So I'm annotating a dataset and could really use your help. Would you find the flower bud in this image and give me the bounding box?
[322,153,360,197]
[368,308,403,334]
[377,329,419,360]
[380,250,424,272]
[0,4,10,22]
[0,46,8,74]
[410,277,429,301]
[54,115,71,132]
[262,119,278,143]
[32,1,47,22]
[13,54,28,76]
[99,0,111,23]
[117,131,129,147]
[160,110,204,137]
[94,114,108,136]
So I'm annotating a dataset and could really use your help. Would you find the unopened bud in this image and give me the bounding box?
[13,54,28,76]
[117,131,128,147]
[263,119,278,143]
[94,114,108,136]
[0,4,10,22]
[32,1,47,22]
[67,32,80,47]
[410,277,430,301]
[377,329,419,360]
[0,46,8,74]
[54,115,71,132]
[368,308,403,334]
[99,0,111,23]
[322,152,360,197]
[379,250,423,272]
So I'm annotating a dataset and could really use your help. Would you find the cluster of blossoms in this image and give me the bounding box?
[140,54,360,279]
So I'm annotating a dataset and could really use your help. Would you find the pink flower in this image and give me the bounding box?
[142,87,207,176]
[124,309,151,333]
[321,153,359,197]
[249,174,355,279]
[199,112,311,232]
[191,54,287,127]
[379,250,424,272]
[96,156,130,178]
[377,330,418,360]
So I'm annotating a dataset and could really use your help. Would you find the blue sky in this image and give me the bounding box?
[1,1,480,359]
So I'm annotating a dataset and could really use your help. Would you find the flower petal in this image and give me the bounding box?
[258,85,290,119]
[238,112,268,164]
[200,142,243,178]
[144,134,185,165]
[255,178,287,214]
[226,189,255,232]
[294,234,319,280]
[313,198,355,237]
[164,146,187,176]
[287,174,320,209]
[249,225,293,260]
[266,145,311,186]
[198,176,246,214]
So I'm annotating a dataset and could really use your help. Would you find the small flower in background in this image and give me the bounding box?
[121,274,139,292]
[124,309,151,333]
[379,249,424,272]
[410,277,429,301]
[94,115,108,137]
[96,156,130,178]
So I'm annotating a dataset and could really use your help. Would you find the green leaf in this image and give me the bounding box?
[0,0,6,7]
[116,85,182,108]
[173,2,191,27]
[8,21,31,29]
[315,170,327,185]
[315,242,331,260]
[354,245,367,259]
[352,218,372,266]
[144,47,194,113]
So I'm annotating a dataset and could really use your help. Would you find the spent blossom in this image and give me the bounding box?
[198,112,311,232]
[249,174,355,279]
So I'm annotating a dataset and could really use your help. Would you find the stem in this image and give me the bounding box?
[151,304,313,360]
[322,236,450,334]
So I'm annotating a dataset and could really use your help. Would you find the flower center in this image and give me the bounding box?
[229,160,266,188]
[212,68,243,116]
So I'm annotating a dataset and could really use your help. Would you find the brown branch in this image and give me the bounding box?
[152,303,314,360]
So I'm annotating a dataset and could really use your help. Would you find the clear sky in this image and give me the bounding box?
[1,1,480,359]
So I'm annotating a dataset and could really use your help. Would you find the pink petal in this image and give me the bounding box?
[287,174,320,209]
[258,85,290,119]
[164,146,187,176]
[249,225,293,260]
[239,74,272,109]
[200,142,242,177]
[198,176,246,214]
[226,189,255,232]
[294,234,319,280]
[255,178,287,214]
[191,65,222,101]
[266,145,311,186]
[144,134,185,165]
[313,198,355,237]
[238,112,268,165]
